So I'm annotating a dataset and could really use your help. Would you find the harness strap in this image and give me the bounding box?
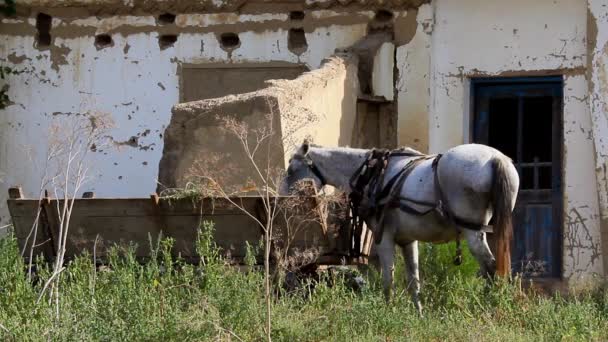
[374,156,431,244]
[292,154,328,186]
[432,155,484,231]
[375,154,437,207]
[344,147,485,256]
[308,163,327,186]
[347,149,391,256]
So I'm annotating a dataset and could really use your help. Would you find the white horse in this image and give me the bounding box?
[280,142,519,314]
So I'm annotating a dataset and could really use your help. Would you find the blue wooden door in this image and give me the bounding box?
[472,77,563,278]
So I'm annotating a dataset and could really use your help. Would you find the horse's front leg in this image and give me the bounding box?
[463,228,496,278]
[402,241,422,315]
[376,231,395,302]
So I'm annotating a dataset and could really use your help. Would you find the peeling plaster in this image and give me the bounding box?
[562,74,604,282]
[396,3,432,152]
[586,0,608,279]
[49,44,71,72]
[7,53,30,64]
[564,207,603,281]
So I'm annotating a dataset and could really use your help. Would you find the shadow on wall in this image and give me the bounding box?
[339,65,358,147]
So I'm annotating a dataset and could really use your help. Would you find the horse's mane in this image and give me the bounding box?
[393,146,426,156]
[304,143,425,156]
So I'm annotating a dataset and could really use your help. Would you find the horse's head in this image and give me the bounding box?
[279,141,326,195]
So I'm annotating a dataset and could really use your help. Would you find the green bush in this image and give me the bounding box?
[0,223,606,341]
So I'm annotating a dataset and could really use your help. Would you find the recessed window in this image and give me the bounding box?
[158,13,176,25]
[35,13,52,47]
[159,34,178,49]
[220,33,240,49]
[288,28,307,55]
[289,11,305,21]
[94,34,113,49]
[374,9,394,22]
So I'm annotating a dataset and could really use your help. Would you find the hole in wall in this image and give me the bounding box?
[288,28,307,55]
[159,34,178,49]
[219,32,240,50]
[158,13,176,25]
[289,11,305,21]
[35,13,52,48]
[94,34,113,49]
[374,9,394,22]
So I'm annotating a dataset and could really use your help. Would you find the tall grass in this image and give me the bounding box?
[0,222,606,341]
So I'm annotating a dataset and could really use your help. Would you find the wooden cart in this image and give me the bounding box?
[7,188,373,266]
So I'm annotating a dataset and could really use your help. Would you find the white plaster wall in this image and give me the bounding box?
[396,4,433,152]
[587,0,608,279]
[0,12,374,227]
[372,42,394,101]
[562,74,604,283]
[430,0,587,153]
[430,0,604,281]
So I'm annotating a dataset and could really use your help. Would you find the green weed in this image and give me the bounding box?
[0,224,606,341]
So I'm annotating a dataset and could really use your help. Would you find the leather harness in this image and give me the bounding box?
[304,148,484,260]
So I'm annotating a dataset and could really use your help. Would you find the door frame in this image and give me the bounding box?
[469,75,565,279]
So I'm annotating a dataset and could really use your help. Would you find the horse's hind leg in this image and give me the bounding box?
[377,232,395,302]
[463,228,496,278]
[402,241,422,315]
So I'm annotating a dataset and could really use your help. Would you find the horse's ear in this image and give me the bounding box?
[301,140,310,155]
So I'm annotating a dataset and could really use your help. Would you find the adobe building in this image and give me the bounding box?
[1,0,607,288]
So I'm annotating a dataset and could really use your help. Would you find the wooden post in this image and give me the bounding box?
[8,186,23,199]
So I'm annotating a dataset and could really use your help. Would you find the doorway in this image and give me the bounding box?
[472,76,563,278]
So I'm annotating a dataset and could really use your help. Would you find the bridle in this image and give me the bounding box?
[290,154,327,187]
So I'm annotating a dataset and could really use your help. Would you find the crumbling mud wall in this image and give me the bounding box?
[157,54,359,190]
[14,0,430,15]
[429,0,605,284]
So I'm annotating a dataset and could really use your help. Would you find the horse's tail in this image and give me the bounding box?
[491,155,516,278]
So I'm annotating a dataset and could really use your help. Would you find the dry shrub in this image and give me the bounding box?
[158,98,340,340]
[30,111,115,319]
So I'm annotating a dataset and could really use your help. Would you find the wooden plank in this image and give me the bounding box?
[164,215,262,258]
[61,216,162,258]
[6,199,39,217]
[7,196,316,217]
[7,198,245,217]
